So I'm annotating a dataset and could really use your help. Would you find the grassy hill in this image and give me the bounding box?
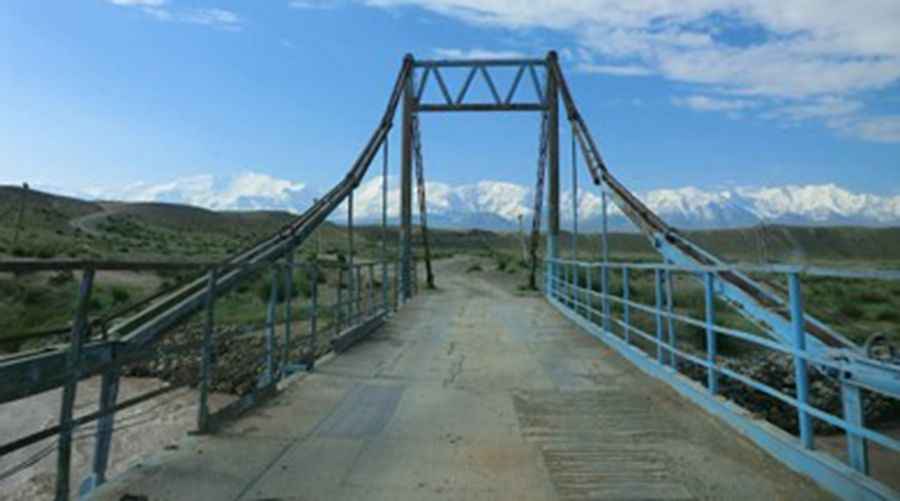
[1,185,899,352]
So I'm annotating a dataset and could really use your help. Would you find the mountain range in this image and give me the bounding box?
[33,171,900,231]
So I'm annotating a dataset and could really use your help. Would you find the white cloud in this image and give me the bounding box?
[288,0,340,8]
[762,96,862,121]
[431,48,527,60]
[364,1,900,97]
[828,115,900,144]
[362,1,900,141]
[108,0,167,5]
[576,63,652,76]
[672,95,757,112]
[106,0,241,30]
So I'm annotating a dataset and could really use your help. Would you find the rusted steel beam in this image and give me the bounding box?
[417,103,545,113]
[414,58,546,68]
[0,259,220,273]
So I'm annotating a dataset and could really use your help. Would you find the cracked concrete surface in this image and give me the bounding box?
[93,257,831,501]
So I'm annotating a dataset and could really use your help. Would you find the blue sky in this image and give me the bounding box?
[1,0,899,197]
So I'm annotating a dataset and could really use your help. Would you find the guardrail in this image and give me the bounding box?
[545,257,900,501]
[0,256,419,500]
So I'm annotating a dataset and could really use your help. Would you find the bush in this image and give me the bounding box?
[111,287,131,304]
[47,271,74,286]
[466,263,483,273]
[255,271,312,303]
[839,303,865,320]
[89,297,103,311]
[876,309,899,322]
[858,291,889,304]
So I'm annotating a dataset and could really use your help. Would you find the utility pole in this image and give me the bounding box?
[12,182,28,249]
[518,214,528,263]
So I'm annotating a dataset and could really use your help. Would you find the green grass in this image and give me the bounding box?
[2,184,900,354]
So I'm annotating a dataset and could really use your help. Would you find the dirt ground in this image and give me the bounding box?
[0,376,229,500]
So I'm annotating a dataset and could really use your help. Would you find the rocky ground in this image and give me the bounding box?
[679,351,900,435]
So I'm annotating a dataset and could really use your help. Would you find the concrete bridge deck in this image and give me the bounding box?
[94,258,830,500]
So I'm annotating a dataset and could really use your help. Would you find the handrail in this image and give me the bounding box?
[0,56,415,404]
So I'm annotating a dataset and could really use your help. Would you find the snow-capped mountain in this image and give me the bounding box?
[50,172,900,230]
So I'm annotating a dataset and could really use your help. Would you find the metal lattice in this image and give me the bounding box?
[529,111,550,289]
[412,114,435,288]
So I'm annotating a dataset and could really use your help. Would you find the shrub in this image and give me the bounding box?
[839,303,865,320]
[466,263,483,273]
[111,287,131,304]
[858,291,889,304]
[47,271,74,286]
[876,309,900,322]
[255,271,311,303]
[88,297,103,311]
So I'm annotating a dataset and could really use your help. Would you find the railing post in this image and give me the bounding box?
[355,265,362,320]
[665,269,677,368]
[348,189,355,321]
[55,268,95,501]
[87,365,119,490]
[704,272,718,394]
[841,382,870,474]
[601,262,610,334]
[197,268,217,434]
[367,264,375,316]
[382,135,390,313]
[393,260,400,311]
[283,250,294,373]
[571,263,579,313]
[308,262,318,371]
[788,272,814,449]
[622,267,630,343]
[654,268,664,364]
[586,264,593,322]
[337,267,345,330]
[264,267,277,384]
[545,258,551,296]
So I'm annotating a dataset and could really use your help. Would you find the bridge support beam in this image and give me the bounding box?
[546,51,560,283]
[401,67,414,300]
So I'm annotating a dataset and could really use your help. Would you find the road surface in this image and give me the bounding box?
[94,257,830,500]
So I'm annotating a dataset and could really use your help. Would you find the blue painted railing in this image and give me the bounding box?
[545,257,900,501]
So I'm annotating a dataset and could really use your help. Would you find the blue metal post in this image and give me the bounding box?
[841,382,869,474]
[348,190,355,321]
[393,260,400,310]
[309,263,318,370]
[283,249,294,372]
[368,263,375,315]
[197,269,216,434]
[704,272,718,394]
[654,268,664,364]
[56,268,95,501]
[355,265,363,321]
[788,272,814,449]
[264,268,277,383]
[337,268,345,329]
[89,366,119,489]
[665,269,677,368]
[382,137,389,312]
[601,190,609,263]
[622,267,630,343]
[571,131,578,262]
[601,262,610,334]
[586,264,593,322]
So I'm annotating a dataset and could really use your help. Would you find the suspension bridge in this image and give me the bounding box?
[1,52,899,501]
